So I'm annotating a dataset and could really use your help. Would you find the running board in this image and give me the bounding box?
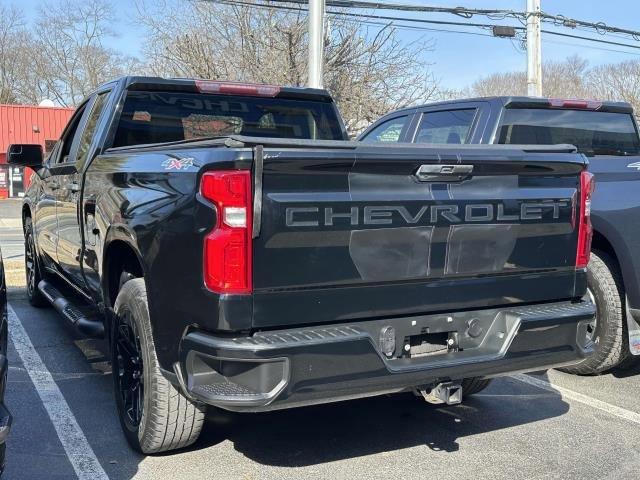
[38,280,105,338]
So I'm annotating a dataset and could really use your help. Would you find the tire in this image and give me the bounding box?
[0,442,5,475]
[461,377,492,396]
[111,278,205,454]
[23,217,48,308]
[560,251,630,375]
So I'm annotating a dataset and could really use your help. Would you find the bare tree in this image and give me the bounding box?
[543,56,590,98]
[137,0,440,133]
[467,70,526,98]
[26,0,139,106]
[587,60,640,114]
[468,55,590,99]
[0,4,29,103]
[324,18,440,130]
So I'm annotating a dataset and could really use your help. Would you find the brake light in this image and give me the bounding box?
[195,80,281,97]
[576,171,595,269]
[201,171,252,294]
[549,99,602,110]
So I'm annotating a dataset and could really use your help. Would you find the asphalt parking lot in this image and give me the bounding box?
[2,202,640,479]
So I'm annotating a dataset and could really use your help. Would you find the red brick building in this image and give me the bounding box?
[0,104,74,198]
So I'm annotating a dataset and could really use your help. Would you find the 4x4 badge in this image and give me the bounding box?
[162,156,195,170]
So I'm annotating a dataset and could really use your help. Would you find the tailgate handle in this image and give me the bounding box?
[415,164,473,182]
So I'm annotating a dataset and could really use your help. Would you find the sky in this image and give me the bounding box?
[10,0,640,91]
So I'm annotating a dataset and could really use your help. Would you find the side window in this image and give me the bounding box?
[76,92,110,165]
[45,141,61,166]
[56,104,89,164]
[415,109,476,144]
[361,116,409,143]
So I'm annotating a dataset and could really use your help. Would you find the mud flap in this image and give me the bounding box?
[625,296,640,355]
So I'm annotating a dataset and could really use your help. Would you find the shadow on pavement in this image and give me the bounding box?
[611,358,640,378]
[185,371,567,468]
[3,274,570,478]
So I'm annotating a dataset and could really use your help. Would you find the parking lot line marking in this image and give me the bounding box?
[511,373,640,425]
[7,303,109,480]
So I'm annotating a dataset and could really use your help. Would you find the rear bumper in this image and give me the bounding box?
[178,300,595,412]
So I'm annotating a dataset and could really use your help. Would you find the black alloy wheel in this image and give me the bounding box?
[24,232,37,298]
[114,309,144,429]
[23,218,48,307]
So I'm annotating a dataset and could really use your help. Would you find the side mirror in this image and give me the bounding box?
[7,144,43,169]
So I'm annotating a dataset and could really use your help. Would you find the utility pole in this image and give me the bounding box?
[526,0,542,96]
[308,0,325,89]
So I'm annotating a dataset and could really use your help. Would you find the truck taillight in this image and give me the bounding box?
[200,171,252,294]
[576,171,595,269]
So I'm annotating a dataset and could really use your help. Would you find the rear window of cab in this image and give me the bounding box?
[497,108,640,156]
[113,90,345,147]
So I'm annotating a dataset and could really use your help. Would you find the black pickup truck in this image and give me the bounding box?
[9,77,595,454]
[361,97,640,375]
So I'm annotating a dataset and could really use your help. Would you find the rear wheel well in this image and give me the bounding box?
[591,231,621,276]
[104,240,144,308]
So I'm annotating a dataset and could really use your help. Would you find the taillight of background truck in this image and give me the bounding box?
[200,171,253,294]
[576,171,595,269]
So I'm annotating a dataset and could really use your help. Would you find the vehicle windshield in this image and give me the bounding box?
[496,108,640,156]
[112,90,345,147]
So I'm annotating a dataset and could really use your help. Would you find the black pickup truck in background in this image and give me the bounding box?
[9,78,595,454]
[361,96,640,374]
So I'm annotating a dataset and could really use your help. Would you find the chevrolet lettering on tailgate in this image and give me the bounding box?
[285,200,572,227]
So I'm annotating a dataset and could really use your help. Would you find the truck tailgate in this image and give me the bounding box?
[252,143,586,329]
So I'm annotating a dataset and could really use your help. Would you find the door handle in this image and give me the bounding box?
[415,164,474,182]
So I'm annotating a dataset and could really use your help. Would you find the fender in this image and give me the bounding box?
[103,223,139,252]
[101,224,147,303]
[591,213,640,308]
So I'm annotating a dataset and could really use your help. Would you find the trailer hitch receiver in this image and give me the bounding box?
[418,382,463,405]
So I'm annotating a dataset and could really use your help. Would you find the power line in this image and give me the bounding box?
[542,29,640,51]
[539,12,640,40]
[207,0,504,39]
[207,0,510,31]
[267,0,522,19]
[265,0,640,42]
[341,18,496,38]
[203,0,640,55]
[542,38,640,57]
